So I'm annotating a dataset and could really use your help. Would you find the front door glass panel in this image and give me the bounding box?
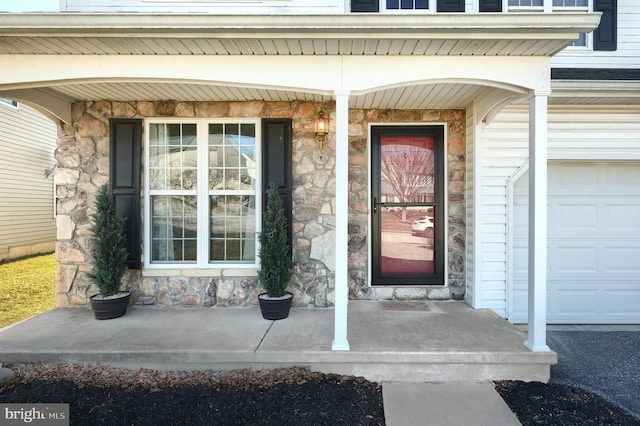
[371,126,444,286]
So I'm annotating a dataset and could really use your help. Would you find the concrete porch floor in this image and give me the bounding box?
[0,301,556,383]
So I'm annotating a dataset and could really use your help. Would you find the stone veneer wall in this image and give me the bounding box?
[54,101,465,308]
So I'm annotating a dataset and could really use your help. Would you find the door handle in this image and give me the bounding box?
[373,197,385,214]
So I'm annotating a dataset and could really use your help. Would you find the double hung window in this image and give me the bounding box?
[145,119,260,268]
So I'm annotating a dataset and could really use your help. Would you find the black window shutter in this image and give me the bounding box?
[437,0,464,12]
[109,119,142,269]
[479,0,501,12]
[262,119,293,256]
[351,0,379,12]
[594,0,617,51]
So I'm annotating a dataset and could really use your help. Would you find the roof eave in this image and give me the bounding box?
[0,12,601,38]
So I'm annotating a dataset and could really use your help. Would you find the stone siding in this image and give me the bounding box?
[54,101,465,308]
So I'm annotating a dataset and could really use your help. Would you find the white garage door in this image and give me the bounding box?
[511,162,640,324]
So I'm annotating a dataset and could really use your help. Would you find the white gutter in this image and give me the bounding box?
[0,13,601,40]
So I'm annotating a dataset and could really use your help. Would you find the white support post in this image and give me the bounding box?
[524,92,551,352]
[332,90,350,351]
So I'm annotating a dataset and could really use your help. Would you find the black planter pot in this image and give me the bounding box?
[90,291,130,320]
[258,292,293,320]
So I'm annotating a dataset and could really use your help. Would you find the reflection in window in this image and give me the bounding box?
[147,120,259,266]
[149,123,197,191]
[571,33,587,47]
[508,0,543,6]
[151,195,197,262]
[380,136,435,206]
[386,0,428,10]
[0,98,18,107]
[208,123,256,191]
[553,0,587,6]
[210,195,256,262]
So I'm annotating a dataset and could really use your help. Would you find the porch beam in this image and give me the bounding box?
[0,88,71,124]
[524,92,551,353]
[332,90,350,352]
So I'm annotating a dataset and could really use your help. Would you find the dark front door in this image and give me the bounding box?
[371,126,445,286]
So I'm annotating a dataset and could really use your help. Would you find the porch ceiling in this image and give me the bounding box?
[15,79,636,114]
[29,81,497,110]
[0,12,604,117]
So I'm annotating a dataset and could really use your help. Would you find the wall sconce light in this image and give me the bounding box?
[315,107,329,150]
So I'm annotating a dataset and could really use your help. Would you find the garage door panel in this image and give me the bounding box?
[548,244,599,275]
[605,203,640,230]
[603,165,640,190]
[548,165,597,194]
[604,246,640,273]
[512,289,528,319]
[511,162,640,324]
[603,289,640,315]
[550,287,599,316]
[551,201,598,232]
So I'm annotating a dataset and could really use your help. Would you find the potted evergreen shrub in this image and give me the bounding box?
[258,183,295,320]
[87,184,130,320]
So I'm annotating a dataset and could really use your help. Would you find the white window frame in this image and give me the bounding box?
[144,118,262,270]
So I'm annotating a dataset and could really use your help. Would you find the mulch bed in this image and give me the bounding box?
[496,381,640,426]
[2,364,640,426]
[0,364,384,426]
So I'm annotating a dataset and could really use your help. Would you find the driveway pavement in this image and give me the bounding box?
[547,327,640,420]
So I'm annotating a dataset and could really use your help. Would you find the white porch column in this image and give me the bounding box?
[332,90,351,351]
[524,92,551,352]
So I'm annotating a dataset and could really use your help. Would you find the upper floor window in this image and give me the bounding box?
[386,0,429,11]
[553,0,588,6]
[553,0,590,47]
[352,0,465,12]
[508,0,543,7]
[570,33,587,47]
[145,119,260,268]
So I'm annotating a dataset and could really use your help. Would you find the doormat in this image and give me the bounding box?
[379,301,431,312]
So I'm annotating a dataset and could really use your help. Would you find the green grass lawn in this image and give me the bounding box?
[0,253,57,328]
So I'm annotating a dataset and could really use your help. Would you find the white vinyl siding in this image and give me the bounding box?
[0,103,57,261]
[477,108,529,317]
[553,1,640,67]
[479,104,640,318]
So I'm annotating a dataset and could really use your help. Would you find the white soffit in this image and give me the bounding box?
[20,81,498,110]
[549,80,640,105]
[0,13,600,57]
